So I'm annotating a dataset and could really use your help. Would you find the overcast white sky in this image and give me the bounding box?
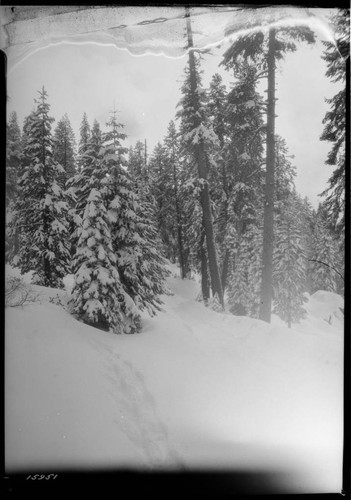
[6,9,343,209]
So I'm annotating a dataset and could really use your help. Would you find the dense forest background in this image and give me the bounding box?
[5,9,348,333]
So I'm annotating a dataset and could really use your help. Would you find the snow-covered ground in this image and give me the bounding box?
[5,264,344,493]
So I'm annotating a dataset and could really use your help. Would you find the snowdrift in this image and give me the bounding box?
[5,265,344,493]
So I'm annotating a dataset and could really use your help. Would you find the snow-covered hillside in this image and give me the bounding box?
[5,264,344,493]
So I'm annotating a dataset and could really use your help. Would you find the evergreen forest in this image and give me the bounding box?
[5,9,348,334]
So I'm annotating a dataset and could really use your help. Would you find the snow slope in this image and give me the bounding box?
[5,264,344,493]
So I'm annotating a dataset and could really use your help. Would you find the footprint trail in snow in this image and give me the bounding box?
[104,350,184,470]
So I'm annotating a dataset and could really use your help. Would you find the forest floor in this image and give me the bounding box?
[5,263,344,493]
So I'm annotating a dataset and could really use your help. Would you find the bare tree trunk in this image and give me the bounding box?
[259,28,276,323]
[185,8,224,308]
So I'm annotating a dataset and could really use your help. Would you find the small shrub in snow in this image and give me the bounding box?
[49,294,64,306]
[5,276,40,307]
[49,293,73,313]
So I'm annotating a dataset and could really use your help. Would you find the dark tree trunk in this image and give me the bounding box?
[183,246,191,278]
[200,231,210,303]
[259,28,276,323]
[221,248,230,292]
[218,125,230,293]
[172,146,186,279]
[175,196,185,278]
[185,8,224,309]
[43,251,51,283]
[199,181,223,304]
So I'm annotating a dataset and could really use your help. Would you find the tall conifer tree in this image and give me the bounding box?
[222,21,315,322]
[6,111,22,260]
[9,87,71,287]
[70,188,127,333]
[53,113,76,181]
[177,8,224,308]
[77,112,91,173]
[320,9,349,237]
[273,193,307,327]
[6,111,22,205]
[308,209,339,293]
[103,109,170,326]
[219,62,265,291]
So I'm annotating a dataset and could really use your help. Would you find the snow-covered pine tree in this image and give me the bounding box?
[6,111,23,261]
[271,144,309,325]
[89,119,103,160]
[181,168,210,299]
[148,141,176,261]
[222,23,315,323]
[308,207,339,293]
[9,87,71,288]
[217,62,265,291]
[227,235,252,316]
[176,23,223,307]
[246,224,264,318]
[163,120,183,261]
[7,111,36,262]
[128,140,147,193]
[19,110,36,177]
[165,120,192,279]
[172,120,211,296]
[317,9,348,298]
[207,73,231,289]
[207,72,229,216]
[318,196,346,295]
[6,111,22,205]
[70,188,127,333]
[207,73,228,151]
[77,112,91,173]
[273,193,307,327]
[333,231,345,296]
[71,112,140,333]
[69,119,110,226]
[149,120,189,275]
[294,195,315,294]
[320,8,349,236]
[53,113,76,182]
[274,136,297,214]
[227,222,263,318]
[67,119,104,257]
[128,139,157,221]
[103,109,170,328]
